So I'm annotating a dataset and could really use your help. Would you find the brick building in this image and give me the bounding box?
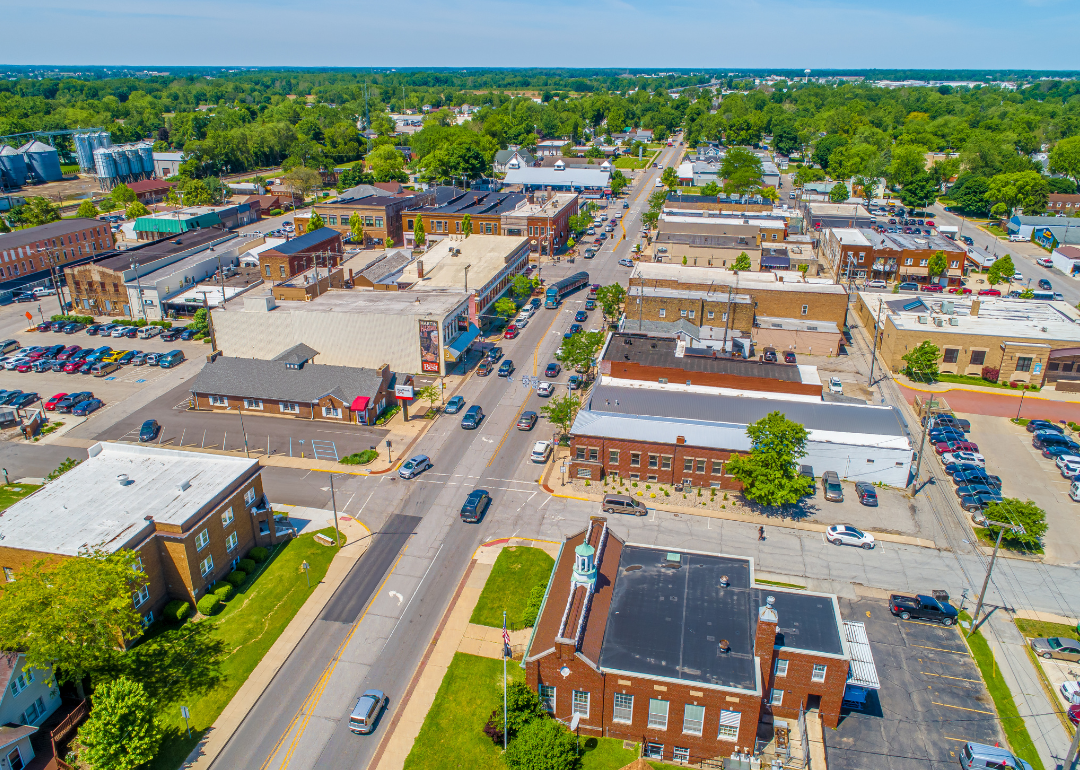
[258,227,344,282]
[405,190,526,247]
[271,264,346,301]
[1047,193,1080,214]
[295,189,435,249]
[854,292,1080,385]
[0,218,114,287]
[0,443,287,625]
[524,522,856,765]
[126,179,177,205]
[497,192,578,255]
[822,228,967,286]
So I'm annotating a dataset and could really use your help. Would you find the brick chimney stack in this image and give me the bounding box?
[416,259,424,279]
[755,596,779,703]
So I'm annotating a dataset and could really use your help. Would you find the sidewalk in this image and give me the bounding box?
[894,376,1080,423]
[182,512,372,770]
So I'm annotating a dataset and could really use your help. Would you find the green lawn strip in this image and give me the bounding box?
[1015,619,1079,642]
[972,527,1043,554]
[757,578,806,590]
[403,652,522,770]
[983,224,1009,238]
[928,372,1043,391]
[961,612,1046,770]
[470,546,555,630]
[0,484,41,512]
[145,527,344,770]
[580,737,681,770]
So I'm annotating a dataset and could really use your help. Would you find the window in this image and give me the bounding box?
[707,311,714,320]
[673,747,691,762]
[133,585,150,608]
[1065,363,1076,373]
[661,456,672,470]
[688,310,695,319]
[630,452,641,467]
[629,473,640,480]
[199,555,214,577]
[572,690,590,717]
[648,699,669,730]
[609,450,620,465]
[576,447,586,460]
[3,568,14,582]
[658,309,666,318]
[774,658,788,677]
[680,309,687,318]
[801,305,808,316]
[243,399,263,410]
[226,531,239,552]
[23,696,46,725]
[718,709,741,741]
[10,670,33,697]
[613,692,633,723]
[328,216,337,226]
[540,685,556,712]
[222,507,234,527]
[970,350,986,366]
[141,611,154,628]
[195,529,210,551]
[943,348,959,364]
[649,454,659,469]
[208,395,227,406]
[950,261,960,269]
[1050,362,1061,372]
[588,448,598,462]
[644,743,664,759]
[770,689,784,706]
[682,704,704,735]
[280,402,299,413]
[322,405,341,417]
[244,488,256,506]
[577,468,592,478]
[684,458,693,472]
[695,459,706,474]
[280,265,286,278]
[374,217,383,228]
[406,219,414,230]
[904,258,913,266]
[711,460,723,475]
[647,475,658,482]
[812,664,827,682]
[132,557,144,573]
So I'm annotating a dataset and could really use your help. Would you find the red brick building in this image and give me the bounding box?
[1047,193,1080,214]
[525,523,855,765]
[258,226,344,282]
[126,179,177,204]
[0,218,114,286]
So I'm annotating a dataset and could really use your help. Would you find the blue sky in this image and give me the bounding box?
[6,0,1080,69]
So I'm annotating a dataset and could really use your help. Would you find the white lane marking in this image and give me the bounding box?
[388,590,404,604]
[385,543,444,645]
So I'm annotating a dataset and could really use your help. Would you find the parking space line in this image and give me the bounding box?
[911,644,970,656]
[932,701,993,714]
[944,736,972,742]
[922,672,982,683]
[902,619,957,628]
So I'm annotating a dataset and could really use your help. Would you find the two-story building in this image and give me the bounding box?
[294,189,436,249]
[0,219,115,289]
[258,227,344,282]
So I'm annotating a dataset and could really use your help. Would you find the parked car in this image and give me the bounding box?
[944,462,985,477]
[854,482,878,506]
[139,419,161,442]
[71,398,103,416]
[516,411,538,430]
[92,362,121,377]
[461,405,484,429]
[826,524,875,548]
[476,360,494,377]
[348,689,388,735]
[961,492,1003,512]
[1027,419,1064,434]
[30,359,55,373]
[1030,637,1080,661]
[44,393,67,410]
[1033,431,1077,451]
[935,440,979,455]
[897,282,920,291]
[62,323,85,334]
[9,392,38,408]
[118,350,139,364]
[1043,444,1080,459]
[956,484,998,499]
[920,283,944,293]
[399,454,432,479]
[783,351,796,364]
[866,279,887,289]
[445,396,465,414]
[498,360,514,377]
[828,377,843,394]
[179,329,197,341]
[485,346,503,363]
[139,326,164,340]
[460,489,491,522]
[56,345,81,361]
[822,470,843,502]
[530,441,552,463]
[953,470,1002,488]
[0,340,19,355]
[601,494,648,516]
[618,258,634,267]
[145,352,161,366]
[889,593,957,625]
[977,288,1001,296]
[503,325,519,340]
[942,451,984,466]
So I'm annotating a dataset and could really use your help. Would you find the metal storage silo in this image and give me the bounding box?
[0,145,28,187]
[113,147,131,178]
[93,147,117,181]
[74,134,95,171]
[125,147,143,180]
[138,143,154,175]
[19,140,63,182]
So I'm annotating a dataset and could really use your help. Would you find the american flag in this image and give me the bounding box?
[503,624,512,658]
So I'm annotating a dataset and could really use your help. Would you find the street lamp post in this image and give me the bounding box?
[228,404,250,458]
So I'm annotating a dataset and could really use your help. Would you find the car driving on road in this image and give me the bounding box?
[825,525,875,549]
[460,489,491,522]
[399,454,432,479]
[445,396,465,414]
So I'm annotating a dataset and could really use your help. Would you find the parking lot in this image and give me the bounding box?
[826,597,1002,770]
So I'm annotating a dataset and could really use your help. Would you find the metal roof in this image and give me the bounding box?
[0,218,102,251]
[272,343,319,365]
[503,166,610,188]
[269,227,341,255]
[191,355,384,405]
[843,621,880,690]
[604,333,802,382]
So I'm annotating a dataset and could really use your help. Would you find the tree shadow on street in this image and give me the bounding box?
[741,496,821,522]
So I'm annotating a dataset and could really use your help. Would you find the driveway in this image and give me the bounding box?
[826,597,1003,770]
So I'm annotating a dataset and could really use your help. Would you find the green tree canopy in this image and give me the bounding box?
[559,330,604,373]
[461,213,473,237]
[540,393,581,437]
[1050,136,1080,183]
[368,145,408,183]
[349,211,364,241]
[986,171,1049,216]
[726,411,814,506]
[661,166,678,190]
[829,182,849,203]
[983,499,1047,549]
[733,252,752,271]
[901,340,940,380]
[306,211,325,233]
[720,147,764,195]
[494,297,518,320]
[888,144,929,188]
[927,250,947,279]
[75,676,161,770]
[700,181,720,197]
[9,197,61,227]
[504,717,578,770]
[413,217,426,247]
[793,166,826,187]
[125,201,150,219]
[488,680,545,743]
[595,283,625,321]
[511,275,537,301]
[898,172,938,208]
[987,254,1016,286]
[76,199,99,219]
[110,183,136,205]
[609,168,628,196]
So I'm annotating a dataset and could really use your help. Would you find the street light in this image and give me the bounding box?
[226,404,250,458]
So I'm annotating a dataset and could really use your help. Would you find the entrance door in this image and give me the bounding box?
[7,747,24,770]
[644,743,664,759]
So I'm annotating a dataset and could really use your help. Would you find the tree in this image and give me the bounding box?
[11,197,61,227]
[983,499,1047,549]
[338,166,374,190]
[986,171,1049,217]
[110,183,136,205]
[950,175,991,217]
[609,168,628,196]
[47,457,81,481]
[927,251,947,280]
[720,147,764,195]
[414,384,440,413]
[0,550,146,694]
[76,199,99,219]
[733,252,752,271]
[189,307,210,334]
[461,213,473,237]
[700,181,720,197]
[349,211,364,243]
[829,182,849,203]
[504,717,578,770]
[125,201,150,219]
[368,145,407,183]
[888,144,929,189]
[726,411,814,507]
[595,283,625,322]
[898,172,938,209]
[901,340,940,381]
[661,166,678,191]
[181,178,213,206]
[540,393,581,438]
[75,677,161,770]
[1050,136,1080,184]
[494,297,518,321]
[485,680,545,744]
[281,167,320,202]
[0,217,9,234]
[759,185,779,204]
[793,165,826,188]
[306,211,325,233]
[987,254,1015,286]
[511,275,536,302]
[852,175,876,206]
[560,331,604,373]
[414,217,426,248]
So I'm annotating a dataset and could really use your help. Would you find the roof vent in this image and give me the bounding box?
[178,479,191,492]
[718,639,730,653]
[949,317,959,326]
[719,574,729,587]
[1042,326,1049,333]
[934,318,944,327]
[767,595,776,607]
[663,552,682,568]
[117,474,131,486]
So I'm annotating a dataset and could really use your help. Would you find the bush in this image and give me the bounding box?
[248,546,268,563]
[483,680,546,746]
[50,314,95,325]
[340,449,378,465]
[225,570,247,587]
[522,583,546,628]
[164,599,191,623]
[1010,381,1019,388]
[214,584,234,601]
[981,366,1000,382]
[238,558,256,574]
[196,594,222,616]
[149,320,172,328]
[269,208,283,217]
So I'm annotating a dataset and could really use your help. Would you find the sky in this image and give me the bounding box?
[5,0,1080,70]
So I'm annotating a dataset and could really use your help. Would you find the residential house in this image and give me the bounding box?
[493,146,537,174]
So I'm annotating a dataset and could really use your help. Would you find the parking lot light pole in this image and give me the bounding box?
[228,404,250,458]
[970,520,1024,634]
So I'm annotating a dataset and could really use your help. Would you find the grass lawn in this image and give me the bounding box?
[962,613,1046,770]
[984,224,1009,238]
[972,527,1044,554]
[471,546,554,630]
[1015,618,1078,642]
[404,653,522,770]
[142,527,345,770]
[924,372,1043,391]
[0,484,41,512]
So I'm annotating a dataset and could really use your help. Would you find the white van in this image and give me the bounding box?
[1008,233,1027,242]
[1070,479,1080,502]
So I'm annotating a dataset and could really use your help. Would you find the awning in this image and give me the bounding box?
[843,621,880,690]
[444,323,480,362]
[761,254,790,269]
[351,396,370,412]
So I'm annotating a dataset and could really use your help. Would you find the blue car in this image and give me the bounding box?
[139,419,160,442]
[72,398,103,416]
[445,396,465,414]
[575,310,588,322]
[180,329,197,340]
[118,350,139,364]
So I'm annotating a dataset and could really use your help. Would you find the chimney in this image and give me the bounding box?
[676,436,686,445]
[969,299,981,316]
[416,259,424,279]
[755,597,779,701]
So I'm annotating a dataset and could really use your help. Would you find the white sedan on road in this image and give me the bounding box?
[530,441,552,463]
[826,525,876,550]
[536,382,554,397]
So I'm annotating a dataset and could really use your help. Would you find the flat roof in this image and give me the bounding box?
[829,228,871,246]
[503,166,610,187]
[631,263,848,294]
[807,202,870,216]
[604,333,800,380]
[863,229,964,253]
[599,544,843,689]
[134,236,260,283]
[418,190,526,216]
[0,443,257,556]
[227,288,469,317]
[269,227,341,255]
[505,193,577,217]
[402,235,528,289]
[660,214,786,229]
[85,229,232,273]
[629,285,753,303]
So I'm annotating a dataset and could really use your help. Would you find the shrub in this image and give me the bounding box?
[149,320,172,328]
[522,583,546,628]
[238,558,256,574]
[164,599,191,623]
[340,449,378,465]
[214,584,235,601]
[225,570,247,587]
[50,314,95,325]
[248,546,268,563]
[196,594,222,616]
[1010,381,1019,388]
[981,366,1000,382]
[269,208,283,217]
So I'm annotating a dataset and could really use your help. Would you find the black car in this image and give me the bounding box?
[961,492,1003,512]
[179,329,197,341]
[1034,432,1078,451]
[530,298,542,310]
[930,415,970,432]
[498,360,514,378]
[0,390,22,406]
[956,484,996,498]
[9,392,38,408]
[545,362,561,377]
[486,346,503,363]
[139,419,161,442]
[929,430,966,443]
[575,310,588,322]
[55,392,92,413]
[854,481,878,506]
[460,489,491,522]
[1027,419,1064,434]
[160,330,182,342]
[943,462,985,477]
[953,470,1002,488]
[1039,279,1053,290]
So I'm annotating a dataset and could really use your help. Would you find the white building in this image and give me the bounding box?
[0,654,62,766]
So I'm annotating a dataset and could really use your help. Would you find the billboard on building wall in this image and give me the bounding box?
[419,320,440,373]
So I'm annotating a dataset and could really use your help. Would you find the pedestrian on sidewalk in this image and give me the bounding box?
[758,525,766,541]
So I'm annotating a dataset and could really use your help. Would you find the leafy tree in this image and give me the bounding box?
[110,183,136,205]
[461,213,473,237]
[47,457,81,481]
[307,211,325,233]
[609,168,628,196]
[11,197,61,227]
[349,211,364,242]
[793,165,826,187]
[75,677,161,770]
[1050,136,1080,184]
[812,134,848,173]
[540,393,581,438]
[1019,288,1035,299]
[901,340,940,381]
[726,411,814,506]
[560,330,604,373]
[181,178,213,206]
[0,550,146,694]
[950,175,991,217]
[982,499,1047,549]
[494,297,518,320]
[898,172,938,208]
[829,182,849,203]
[733,252,752,271]
[987,254,1015,286]
[0,217,9,233]
[511,275,536,302]
[700,181,720,197]
[486,680,545,744]
[414,217,426,248]
[986,171,1049,217]
[720,147,764,195]
[368,145,407,183]
[595,283,625,321]
[852,175,876,206]
[414,384,440,413]
[927,250,947,280]
[888,144,929,189]
[1047,177,1078,195]
[125,201,150,219]
[338,166,375,190]
[504,717,577,770]
[584,145,604,159]
[281,167,320,201]
[76,199,99,219]
[189,307,210,333]
[661,166,678,191]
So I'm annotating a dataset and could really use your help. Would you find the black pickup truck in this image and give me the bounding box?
[889,593,958,626]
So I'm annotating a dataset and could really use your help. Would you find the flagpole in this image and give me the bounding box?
[503,609,508,751]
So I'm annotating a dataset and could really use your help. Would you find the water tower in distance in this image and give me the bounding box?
[804,69,811,84]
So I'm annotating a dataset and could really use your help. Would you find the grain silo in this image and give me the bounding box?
[0,145,28,188]
[93,147,117,183]
[18,140,63,182]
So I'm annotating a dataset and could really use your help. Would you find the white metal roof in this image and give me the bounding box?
[843,621,880,690]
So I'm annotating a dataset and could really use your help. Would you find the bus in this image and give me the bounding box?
[545,272,590,308]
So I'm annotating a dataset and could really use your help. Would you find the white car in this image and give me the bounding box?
[3,358,27,370]
[530,441,552,463]
[514,315,529,328]
[829,377,843,394]
[826,525,876,550]
[1012,271,1024,282]
[536,382,555,397]
[943,451,985,466]
[1061,681,1080,705]
[111,327,127,338]
[1056,454,1080,471]
[1061,460,1080,479]
[866,280,888,289]
[1037,257,1054,268]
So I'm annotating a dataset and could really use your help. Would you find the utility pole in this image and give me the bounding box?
[970,520,1024,634]
[1063,717,1080,770]
[329,473,342,547]
[868,297,883,386]
[910,396,938,489]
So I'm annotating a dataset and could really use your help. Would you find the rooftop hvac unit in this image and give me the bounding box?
[942,300,954,314]
[1042,326,1049,333]
[918,315,928,324]
[934,318,944,327]
[949,317,959,326]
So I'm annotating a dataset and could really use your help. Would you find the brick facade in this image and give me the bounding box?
[568,435,743,489]
[69,262,132,316]
[0,220,114,286]
[259,231,344,282]
[628,294,757,333]
[297,192,434,249]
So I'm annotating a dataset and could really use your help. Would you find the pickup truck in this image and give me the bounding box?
[889,593,958,626]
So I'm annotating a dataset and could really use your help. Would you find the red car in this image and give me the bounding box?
[977,288,1001,296]
[926,220,935,227]
[503,325,519,339]
[948,286,972,295]
[15,361,34,372]
[63,360,83,373]
[44,393,67,410]
[56,345,81,360]
[1069,704,1080,727]
[920,284,944,293]
[935,440,979,455]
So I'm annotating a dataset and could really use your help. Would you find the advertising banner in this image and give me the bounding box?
[419,320,440,373]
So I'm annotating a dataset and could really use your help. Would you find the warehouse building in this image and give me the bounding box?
[0,218,115,289]
[133,203,257,241]
[502,163,610,195]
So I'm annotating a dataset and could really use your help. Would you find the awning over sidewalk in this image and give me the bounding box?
[444,323,481,362]
[843,620,880,690]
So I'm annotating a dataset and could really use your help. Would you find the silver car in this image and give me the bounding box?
[399,454,431,479]
[349,689,388,734]
[1030,637,1080,661]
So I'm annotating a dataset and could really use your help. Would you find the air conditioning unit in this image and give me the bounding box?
[918,315,928,324]
[949,317,959,326]
[934,318,944,327]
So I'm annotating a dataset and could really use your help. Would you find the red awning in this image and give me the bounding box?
[351,396,370,411]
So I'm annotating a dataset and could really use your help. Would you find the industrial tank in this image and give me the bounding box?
[138,143,154,175]
[18,140,63,182]
[93,147,117,181]
[124,147,143,179]
[113,147,131,177]
[74,134,95,171]
[0,145,28,187]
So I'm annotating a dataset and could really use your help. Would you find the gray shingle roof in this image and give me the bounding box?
[192,356,384,405]
[359,250,414,284]
[272,343,319,365]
